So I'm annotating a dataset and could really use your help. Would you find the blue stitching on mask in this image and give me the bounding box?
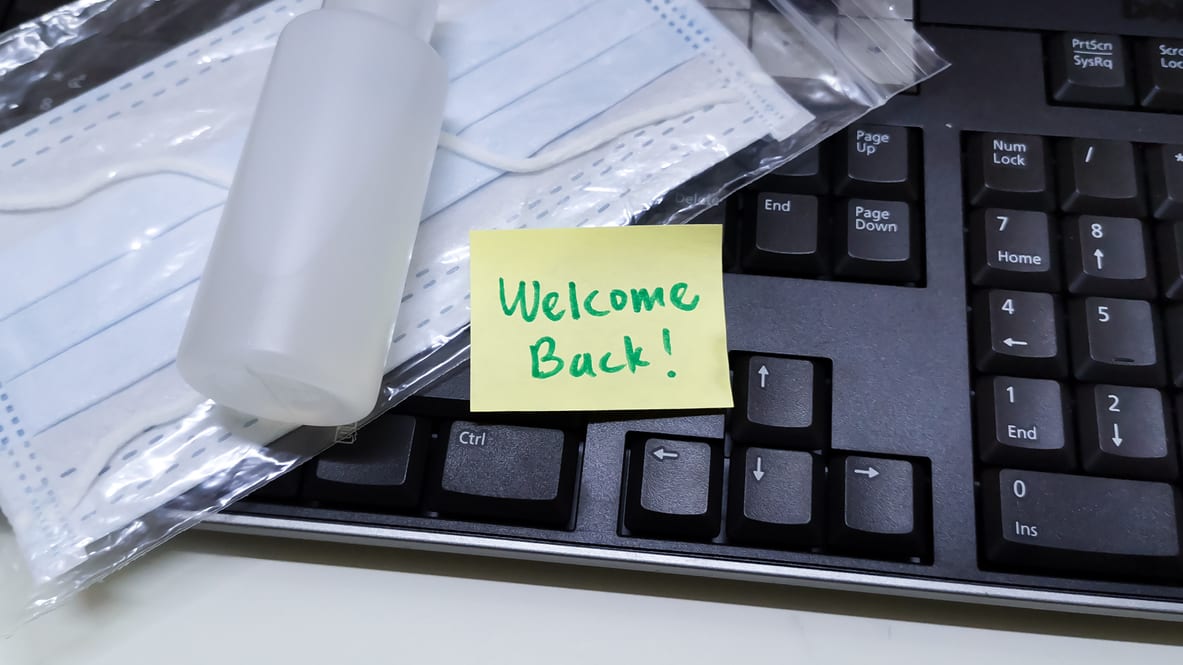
[5,277,199,384]
[1,1,296,160]
[0,203,222,323]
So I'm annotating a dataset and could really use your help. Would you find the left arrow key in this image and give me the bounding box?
[625,438,722,540]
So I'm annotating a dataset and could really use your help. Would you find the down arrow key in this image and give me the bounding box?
[728,448,823,547]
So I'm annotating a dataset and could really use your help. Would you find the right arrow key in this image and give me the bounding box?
[730,355,829,449]
[829,455,930,561]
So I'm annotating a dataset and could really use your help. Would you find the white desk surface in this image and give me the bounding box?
[2,530,1182,664]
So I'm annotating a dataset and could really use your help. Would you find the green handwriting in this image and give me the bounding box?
[500,279,700,323]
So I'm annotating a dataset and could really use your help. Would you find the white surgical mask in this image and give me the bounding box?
[0,0,811,580]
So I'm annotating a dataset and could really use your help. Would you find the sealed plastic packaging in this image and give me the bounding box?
[0,0,947,621]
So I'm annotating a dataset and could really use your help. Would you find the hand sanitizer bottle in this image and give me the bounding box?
[178,0,447,426]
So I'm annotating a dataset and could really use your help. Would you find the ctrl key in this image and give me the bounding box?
[982,469,1183,581]
[432,422,579,527]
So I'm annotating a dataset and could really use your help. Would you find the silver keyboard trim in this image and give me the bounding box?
[201,512,1183,621]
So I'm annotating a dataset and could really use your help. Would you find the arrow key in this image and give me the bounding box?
[829,455,929,560]
[1078,385,1177,481]
[972,290,1068,378]
[1063,215,1154,299]
[624,438,722,540]
[731,355,828,449]
[728,448,824,548]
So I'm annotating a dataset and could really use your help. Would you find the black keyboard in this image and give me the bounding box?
[7,0,1183,619]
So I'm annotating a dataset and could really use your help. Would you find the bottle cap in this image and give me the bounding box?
[323,0,438,40]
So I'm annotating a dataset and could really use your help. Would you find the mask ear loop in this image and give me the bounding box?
[0,162,235,212]
[67,395,213,511]
[0,90,743,212]
[438,89,742,173]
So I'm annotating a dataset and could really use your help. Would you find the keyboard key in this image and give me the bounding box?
[727,447,823,548]
[966,134,1054,210]
[433,422,578,527]
[1057,139,1146,217]
[1063,215,1155,298]
[1068,297,1165,386]
[835,199,922,283]
[1049,33,1135,107]
[1136,38,1183,112]
[1163,306,1183,387]
[975,376,1073,471]
[1078,385,1177,481]
[972,290,1067,378]
[968,208,1059,290]
[624,438,722,540]
[305,414,428,510]
[828,455,927,559]
[772,145,828,194]
[834,125,919,200]
[1157,222,1183,301]
[1147,144,1183,222]
[740,193,828,276]
[731,355,827,449]
[981,469,1183,581]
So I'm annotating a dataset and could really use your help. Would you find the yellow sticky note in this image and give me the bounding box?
[470,225,732,412]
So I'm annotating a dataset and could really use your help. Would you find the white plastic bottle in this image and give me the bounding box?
[178,0,447,426]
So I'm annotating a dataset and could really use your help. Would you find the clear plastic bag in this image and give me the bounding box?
[0,0,947,623]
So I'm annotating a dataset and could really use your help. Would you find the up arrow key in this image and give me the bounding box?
[757,365,769,389]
